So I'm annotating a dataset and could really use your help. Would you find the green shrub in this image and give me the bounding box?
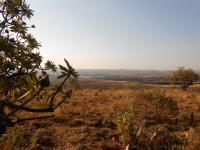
[171,67,199,91]
[115,111,137,145]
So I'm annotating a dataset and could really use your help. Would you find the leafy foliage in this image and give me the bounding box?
[0,0,78,131]
[171,67,199,91]
[115,111,136,146]
[58,58,78,79]
[44,60,57,72]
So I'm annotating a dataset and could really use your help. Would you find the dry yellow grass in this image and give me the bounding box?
[1,80,200,149]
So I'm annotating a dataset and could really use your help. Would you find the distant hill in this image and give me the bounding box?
[49,69,200,85]
[77,69,172,78]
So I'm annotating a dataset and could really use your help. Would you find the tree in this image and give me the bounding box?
[171,67,199,91]
[0,0,78,134]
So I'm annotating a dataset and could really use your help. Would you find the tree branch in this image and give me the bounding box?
[4,101,54,113]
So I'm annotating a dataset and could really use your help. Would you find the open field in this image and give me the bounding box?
[1,1,200,150]
[1,78,200,150]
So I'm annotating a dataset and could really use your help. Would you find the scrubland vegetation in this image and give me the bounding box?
[1,79,200,150]
[1,0,200,150]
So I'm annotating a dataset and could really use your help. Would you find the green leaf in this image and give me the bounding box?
[57,73,67,79]
[59,65,69,73]
[44,60,57,72]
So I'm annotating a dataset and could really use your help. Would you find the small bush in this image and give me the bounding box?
[132,90,179,122]
[115,90,179,148]
[115,111,137,145]
[171,67,199,91]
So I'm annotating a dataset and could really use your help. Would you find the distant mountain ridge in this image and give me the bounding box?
[49,69,200,85]
[77,69,172,78]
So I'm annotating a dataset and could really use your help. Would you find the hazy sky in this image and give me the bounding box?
[27,0,200,70]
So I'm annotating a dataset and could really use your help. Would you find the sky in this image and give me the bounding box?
[27,0,200,70]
